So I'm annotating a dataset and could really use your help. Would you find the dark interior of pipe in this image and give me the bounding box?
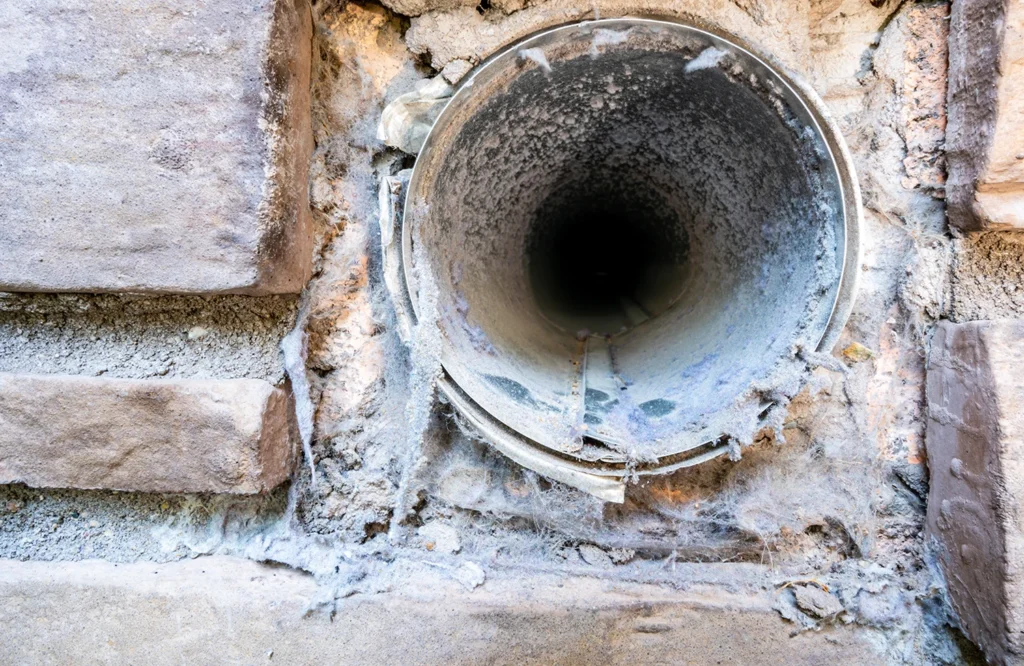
[527,179,690,336]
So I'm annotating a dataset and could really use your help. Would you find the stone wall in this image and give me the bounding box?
[0,0,1020,663]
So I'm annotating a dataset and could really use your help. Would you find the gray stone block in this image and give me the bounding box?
[0,557,886,665]
[0,0,314,294]
[0,374,297,493]
[947,0,1024,231]
[926,320,1024,663]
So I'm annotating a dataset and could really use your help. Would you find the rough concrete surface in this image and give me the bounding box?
[946,0,1024,230]
[0,0,315,294]
[0,374,297,494]
[0,556,887,665]
[950,232,1024,322]
[0,484,289,562]
[926,320,1024,664]
[0,294,297,382]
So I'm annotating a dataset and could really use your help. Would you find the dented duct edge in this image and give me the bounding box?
[438,375,628,503]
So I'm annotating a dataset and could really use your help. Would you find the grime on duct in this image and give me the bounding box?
[400,18,860,501]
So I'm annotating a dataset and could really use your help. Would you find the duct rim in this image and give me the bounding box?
[399,16,862,486]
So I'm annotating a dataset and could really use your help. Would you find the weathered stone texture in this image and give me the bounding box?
[0,557,885,665]
[0,0,314,294]
[947,0,1024,230]
[926,320,1024,663]
[0,374,296,493]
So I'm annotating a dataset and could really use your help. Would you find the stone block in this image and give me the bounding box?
[0,0,314,294]
[926,320,1024,663]
[0,374,297,494]
[0,557,885,665]
[947,0,1024,231]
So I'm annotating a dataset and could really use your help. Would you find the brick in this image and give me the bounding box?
[0,557,885,665]
[0,374,297,494]
[0,0,314,294]
[947,0,1024,231]
[926,320,1024,663]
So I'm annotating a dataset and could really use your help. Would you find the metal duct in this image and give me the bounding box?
[398,18,861,501]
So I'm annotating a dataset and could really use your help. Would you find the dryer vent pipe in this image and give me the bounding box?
[394,18,861,502]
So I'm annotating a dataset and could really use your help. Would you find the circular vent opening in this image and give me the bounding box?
[402,18,860,484]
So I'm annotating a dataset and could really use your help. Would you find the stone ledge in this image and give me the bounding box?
[947,0,1024,231]
[926,320,1024,664]
[0,0,314,294]
[0,557,885,665]
[0,374,297,494]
